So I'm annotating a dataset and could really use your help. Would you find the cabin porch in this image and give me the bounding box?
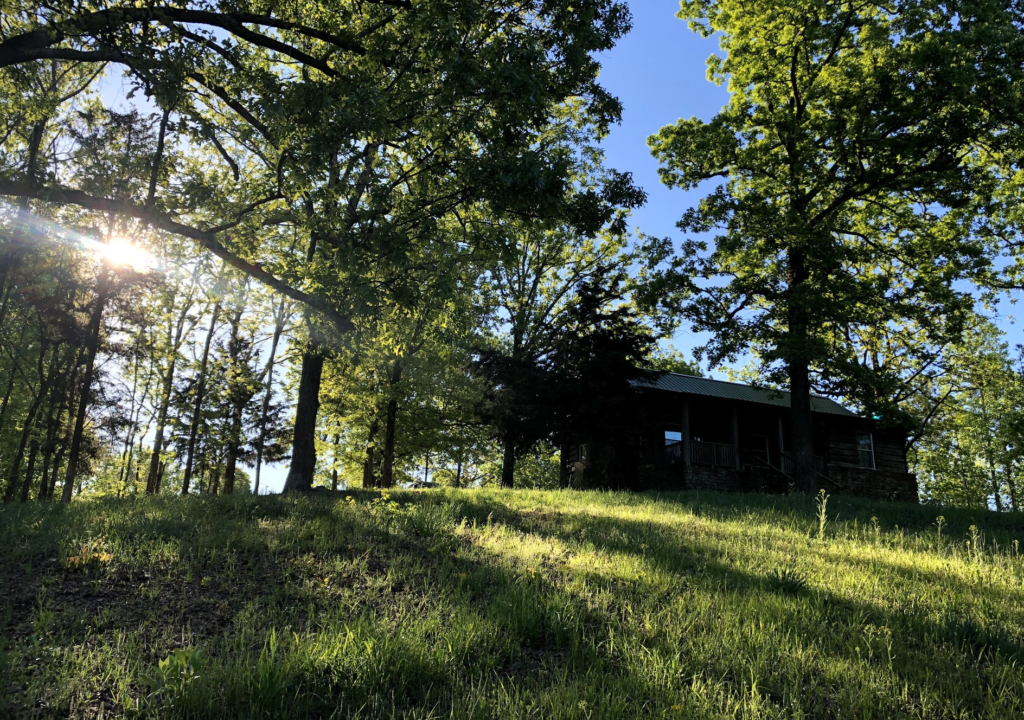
[635,386,918,502]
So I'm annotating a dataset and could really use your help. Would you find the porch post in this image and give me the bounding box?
[732,404,741,469]
[681,398,691,468]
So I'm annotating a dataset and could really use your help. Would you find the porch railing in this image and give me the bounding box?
[663,442,827,476]
[690,440,737,468]
[780,452,825,476]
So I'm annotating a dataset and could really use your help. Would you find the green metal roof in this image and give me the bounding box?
[636,373,857,417]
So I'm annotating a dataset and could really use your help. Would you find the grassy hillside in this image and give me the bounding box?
[1,489,1022,719]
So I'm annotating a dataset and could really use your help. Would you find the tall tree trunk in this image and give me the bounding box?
[155,461,166,494]
[331,433,340,491]
[37,440,52,502]
[44,362,78,502]
[455,460,462,488]
[1004,462,1019,512]
[559,443,569,489]
[61,272,111,503]
[254,298,287,495]
[223,421,240,494]
[978,386,1003,511]
[146,347,179,493]
[362,418,379,489]
[122,433,144,496]
[0,344,19,435]
[7,341,57,503]
[283,343,325,492]
[117,336,148,494]
[36,386,62,501]
[19,439,39,502]
[223,304,246,495]
[147,270,199,492]
[47,427,68,503]
[145,368,174,495]
[380,360,402,488]
[282,209,328,495]
[3,380,45,503]
[0,121,45,329]
[0,324,32,442]
[181,301,222,495]
[500,436,516,489]
[786,246,815,494]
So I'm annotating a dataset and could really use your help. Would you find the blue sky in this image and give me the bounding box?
[597,1,727,241]
[595,1,1023,362]
[595,1,728,366]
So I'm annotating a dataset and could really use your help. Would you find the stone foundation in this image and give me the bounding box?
[824,464,918,503]
[636,461,919,503]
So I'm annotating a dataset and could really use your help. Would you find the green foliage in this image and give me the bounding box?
[140,648,206,708]
[907,320,1024,511]
[639,0,1024,486]
[815,489,830,541]
[1,491,1022,718]
[649,346,702,377]
[475,268,657,487]
[512,447,562,490]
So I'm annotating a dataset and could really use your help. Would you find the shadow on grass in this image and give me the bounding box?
[1,490,1022,718]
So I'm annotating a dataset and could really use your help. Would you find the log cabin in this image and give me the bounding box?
[564,372,918,502]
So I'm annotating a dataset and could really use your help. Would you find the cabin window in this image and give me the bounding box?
[665,431,682,446]
[857,432,875,469]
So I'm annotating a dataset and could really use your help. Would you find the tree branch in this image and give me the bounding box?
[0,179,355,333]
[0,8,366,70]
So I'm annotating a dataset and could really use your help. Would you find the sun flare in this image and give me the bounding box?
[99,237,155,272]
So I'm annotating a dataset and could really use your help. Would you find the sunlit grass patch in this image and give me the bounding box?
[1,489,1022,718]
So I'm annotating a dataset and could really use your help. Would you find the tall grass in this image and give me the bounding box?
[1,489,1022,718]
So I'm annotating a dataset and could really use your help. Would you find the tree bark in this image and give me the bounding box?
[500,435,516,489]
[145,359,176,494]
[61,270,111,503]
[145,312,189,493]
[789,357,816,493]
[36,385,63,501]
[117,334,149,494]
[0,343,19,435]
[282,345,325,492]
[362,418,379,489]
[181,300,222,494]
[155,460,166,494]
[380,360,402,488]
[1004,462,1019,512]
[19,439,39,502]
[559,443,569,488]
[44,362,78,502]
[223,304,246,494]
[3,374,46,503]
[3,338,54,503]
[786,246,815,494]
[37,437,52,502]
